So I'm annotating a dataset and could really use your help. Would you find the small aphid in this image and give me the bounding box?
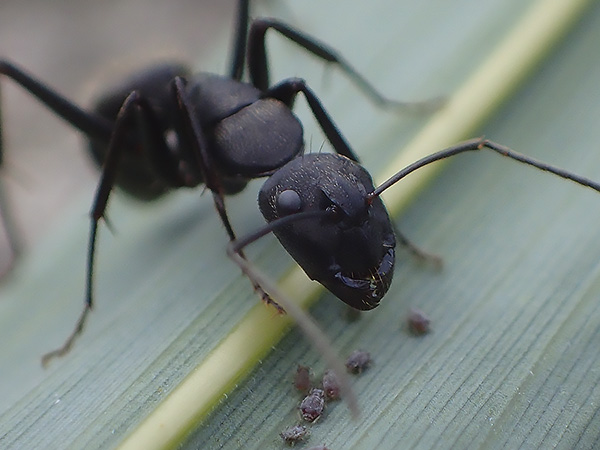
[407,307,431,335]
[280,424,308,445]
[345,350,372,374]
[322,369,341,400]
[300,388,326,422]
[294,365,312,392]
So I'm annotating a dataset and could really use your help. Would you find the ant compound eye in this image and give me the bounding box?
[276,189,302,216]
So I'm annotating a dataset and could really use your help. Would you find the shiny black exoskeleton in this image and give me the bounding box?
[0,0,418,363]
[259,153,395,310]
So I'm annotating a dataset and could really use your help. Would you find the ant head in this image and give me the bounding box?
[258,153,396,310]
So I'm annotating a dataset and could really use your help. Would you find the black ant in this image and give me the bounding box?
[2,0,600,371]
[0,0,432,367]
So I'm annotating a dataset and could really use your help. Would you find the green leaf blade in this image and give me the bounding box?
[2,0,600,449]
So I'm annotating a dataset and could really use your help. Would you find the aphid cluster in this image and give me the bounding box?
[281,351,372,444]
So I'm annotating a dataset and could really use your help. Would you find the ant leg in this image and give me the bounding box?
[265,78,360,162]
[0,61,115,277]
[247,19,442,111]
[0,60,114,141]
[171,77,284,312]
[228,245,360,419]
[41,91,172,366]
[0,175,22,275]
[394,226,443,269]
[0,81,23,273]
[228,0,250,80]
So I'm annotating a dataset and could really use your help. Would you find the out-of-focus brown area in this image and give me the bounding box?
[0,0,235,269]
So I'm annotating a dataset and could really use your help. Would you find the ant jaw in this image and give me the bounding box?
[330,246,395,311]
[334,272,382,310]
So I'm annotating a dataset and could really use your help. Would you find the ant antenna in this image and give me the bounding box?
[227,222,360,419]
[368,137,600,201]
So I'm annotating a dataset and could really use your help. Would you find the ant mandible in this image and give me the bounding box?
[2,0,600,367]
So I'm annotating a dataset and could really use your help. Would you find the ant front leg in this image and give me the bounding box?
[41,91,172,365]
[171,77,284,313]
[247,18,441,111]
[394,226,443,269]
